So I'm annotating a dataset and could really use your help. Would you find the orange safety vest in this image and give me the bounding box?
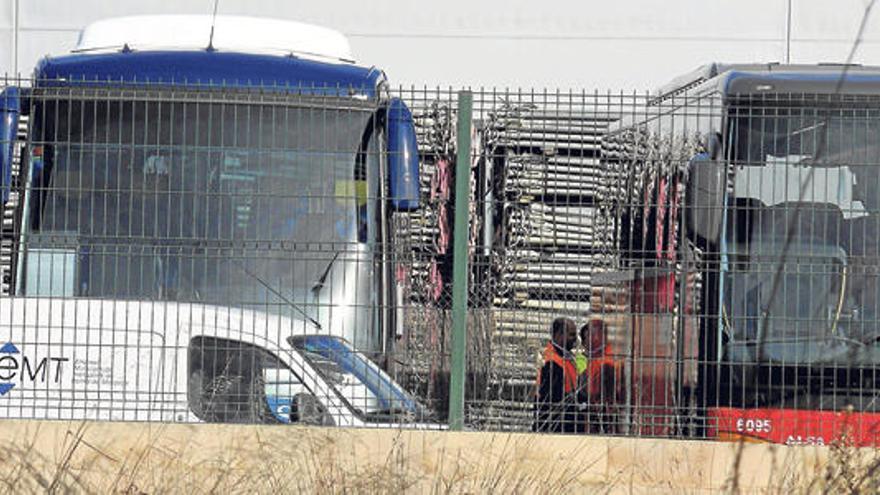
[582,345,621,401]
[536,342,578,395]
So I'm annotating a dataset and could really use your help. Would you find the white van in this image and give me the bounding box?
[0,297,436,428]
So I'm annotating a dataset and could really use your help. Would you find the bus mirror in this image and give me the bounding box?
[686,153,725,243]
[0,87,21,205]
[386,98,420,210]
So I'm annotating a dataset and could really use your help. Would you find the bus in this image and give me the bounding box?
[601,62,880,445]
[0,15,430,426]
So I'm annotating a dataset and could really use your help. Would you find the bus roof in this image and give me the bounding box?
[656,62,880,101]
[33,50,384,97]
[75,15,354,64]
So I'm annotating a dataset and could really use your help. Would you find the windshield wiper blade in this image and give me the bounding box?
[232,260,323,330]
[311,251,341,295]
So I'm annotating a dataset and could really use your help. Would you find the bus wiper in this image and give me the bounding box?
[311,251,341,295]
[232,260,322,330]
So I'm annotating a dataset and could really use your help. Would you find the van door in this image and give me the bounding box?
[0,326,166,421]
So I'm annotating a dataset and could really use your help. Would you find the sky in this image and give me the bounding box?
[3,0,880,90]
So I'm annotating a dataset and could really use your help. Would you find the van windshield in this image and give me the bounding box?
[289,335,422,421]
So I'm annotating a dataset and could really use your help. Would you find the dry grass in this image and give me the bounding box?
[720,432,880,495]
[0,422,603,494]
[3,421,880,494]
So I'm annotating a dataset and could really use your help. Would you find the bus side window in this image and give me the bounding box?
[187,336,316,424]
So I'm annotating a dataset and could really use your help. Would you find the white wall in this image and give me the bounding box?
[3,0,880,90]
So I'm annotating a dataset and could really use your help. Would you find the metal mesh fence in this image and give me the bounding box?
[391,89,625,431]
[394,86,880,445]
[3,75,880,446]
[0,79,433,426]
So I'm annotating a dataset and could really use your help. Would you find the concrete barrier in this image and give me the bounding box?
[0,420,868,493]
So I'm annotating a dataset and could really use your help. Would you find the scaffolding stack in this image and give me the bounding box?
[0,116,27,295]
[474,102,620,429]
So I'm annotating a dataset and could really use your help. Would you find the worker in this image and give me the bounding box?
[533,317,583,433]
[579,319,621,434]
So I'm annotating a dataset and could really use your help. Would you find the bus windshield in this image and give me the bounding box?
[18,91,378,310]
[732,107,880,215]
[725,104,880,358]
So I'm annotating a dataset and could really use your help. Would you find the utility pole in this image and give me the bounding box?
[12,0,19,75]
[785,0,793,64]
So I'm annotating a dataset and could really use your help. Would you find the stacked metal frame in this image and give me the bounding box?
[468,92,621,430]
[0,113,27,295]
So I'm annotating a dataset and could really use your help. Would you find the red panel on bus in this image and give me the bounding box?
[707,407,880,447]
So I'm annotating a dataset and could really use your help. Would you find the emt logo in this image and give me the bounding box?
[0,342,69,396]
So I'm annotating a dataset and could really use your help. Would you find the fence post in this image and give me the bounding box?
[448,90,472,431]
